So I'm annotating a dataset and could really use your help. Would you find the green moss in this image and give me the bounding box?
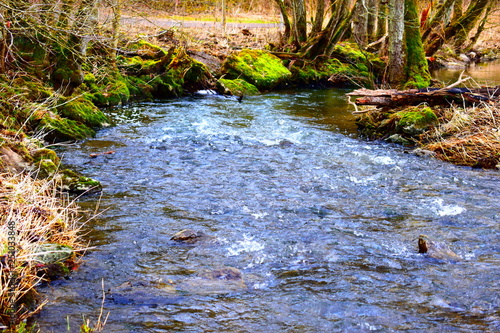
[57,97,109,128]
[37,114,96,142]
[221,49,291,90]
[83,73,130,107]
[404,0,431,89]
[118,55,162,75]
[138,48,210,98]
[125,76,154,100]
[290,58,371,86]
[127,40,167,59]
[216,78,259,96]
[59,168,101,194]
[395,106,438,135]
[31,148,60,165]
[36,159,59,178]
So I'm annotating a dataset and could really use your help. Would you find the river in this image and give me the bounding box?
[38,80,499,331]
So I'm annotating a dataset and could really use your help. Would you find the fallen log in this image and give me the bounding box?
[346,85,500,108]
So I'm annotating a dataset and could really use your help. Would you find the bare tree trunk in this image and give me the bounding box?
[352,0,368,47]
[273,0,292,44]
[366,0,378,43]
[110,0,121,67]
[386,0,405,85]
[291,0,307,47]
[311,0,325,35]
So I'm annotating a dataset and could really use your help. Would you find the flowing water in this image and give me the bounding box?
[37,87,499,332]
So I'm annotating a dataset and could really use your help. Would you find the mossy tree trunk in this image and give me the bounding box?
[463,0,495,52]
[298,0,355,59]
[424,0,492,56]
[421,0,455,41]
[272,0,356,58]
[404,0,430,88]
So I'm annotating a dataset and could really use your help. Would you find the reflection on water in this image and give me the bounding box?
[431,59,500,86]
[37,88,500,332]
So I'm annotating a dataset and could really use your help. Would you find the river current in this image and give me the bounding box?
[38,88,499,332]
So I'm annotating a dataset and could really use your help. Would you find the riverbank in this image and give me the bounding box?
[1,10,499,331]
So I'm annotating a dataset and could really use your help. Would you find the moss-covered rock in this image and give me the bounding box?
[395,106,438,135]
[35,159,59,178]
[36,111,96,142]
[31,148,60,165]
[356,105,439,146]
[34,243,73,264]
[126,39,167,60]
[57,168,101,194]
[57,96,109,128]
[124,76,155,101]
[216,78,260,96]
[290,58,371,86]
[82,73,131,107]
[221,49,291,91]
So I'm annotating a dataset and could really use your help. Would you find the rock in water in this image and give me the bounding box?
[171,229,210,244]
[418,234,461,261]
[178,266,247,295]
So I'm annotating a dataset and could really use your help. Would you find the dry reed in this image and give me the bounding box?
[0,173,84,330]
[422,102,500,168]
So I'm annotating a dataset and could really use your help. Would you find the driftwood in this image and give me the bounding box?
[347,80,500,109]
[90,151,115,158]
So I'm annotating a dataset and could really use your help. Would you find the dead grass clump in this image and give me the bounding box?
[0,173,84,330]
[422,103,500,168]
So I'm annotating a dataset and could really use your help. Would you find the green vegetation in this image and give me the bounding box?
[216,78,260,96]
[221,49,291,91]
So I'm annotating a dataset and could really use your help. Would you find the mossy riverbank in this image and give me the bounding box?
[1,27,499,330]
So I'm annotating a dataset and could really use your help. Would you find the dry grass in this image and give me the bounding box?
[0,173,85,330]
[422,103,500,168]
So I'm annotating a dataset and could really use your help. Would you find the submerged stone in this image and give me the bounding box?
[34,243,73,264]
[171,229,213,244]
[57,168,101,194]
[418,234,461,261]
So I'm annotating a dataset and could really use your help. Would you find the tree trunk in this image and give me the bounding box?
[311,0,325,35]
[110,0,121,67]
[464,0,495,52]
[376,0,388,40]
[386,0,405,85]
[291,0,307,47]
[425,0,490,56]
[404,0,430,88]
[421,0,455,41]
[452,0,492,53]
[366,0,378,43]
[352,0,368,47]
[274,0,292,44]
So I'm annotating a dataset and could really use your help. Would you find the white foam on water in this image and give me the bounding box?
[373,155,396,165]
[431,198,466,216]
[227,234,265,256]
